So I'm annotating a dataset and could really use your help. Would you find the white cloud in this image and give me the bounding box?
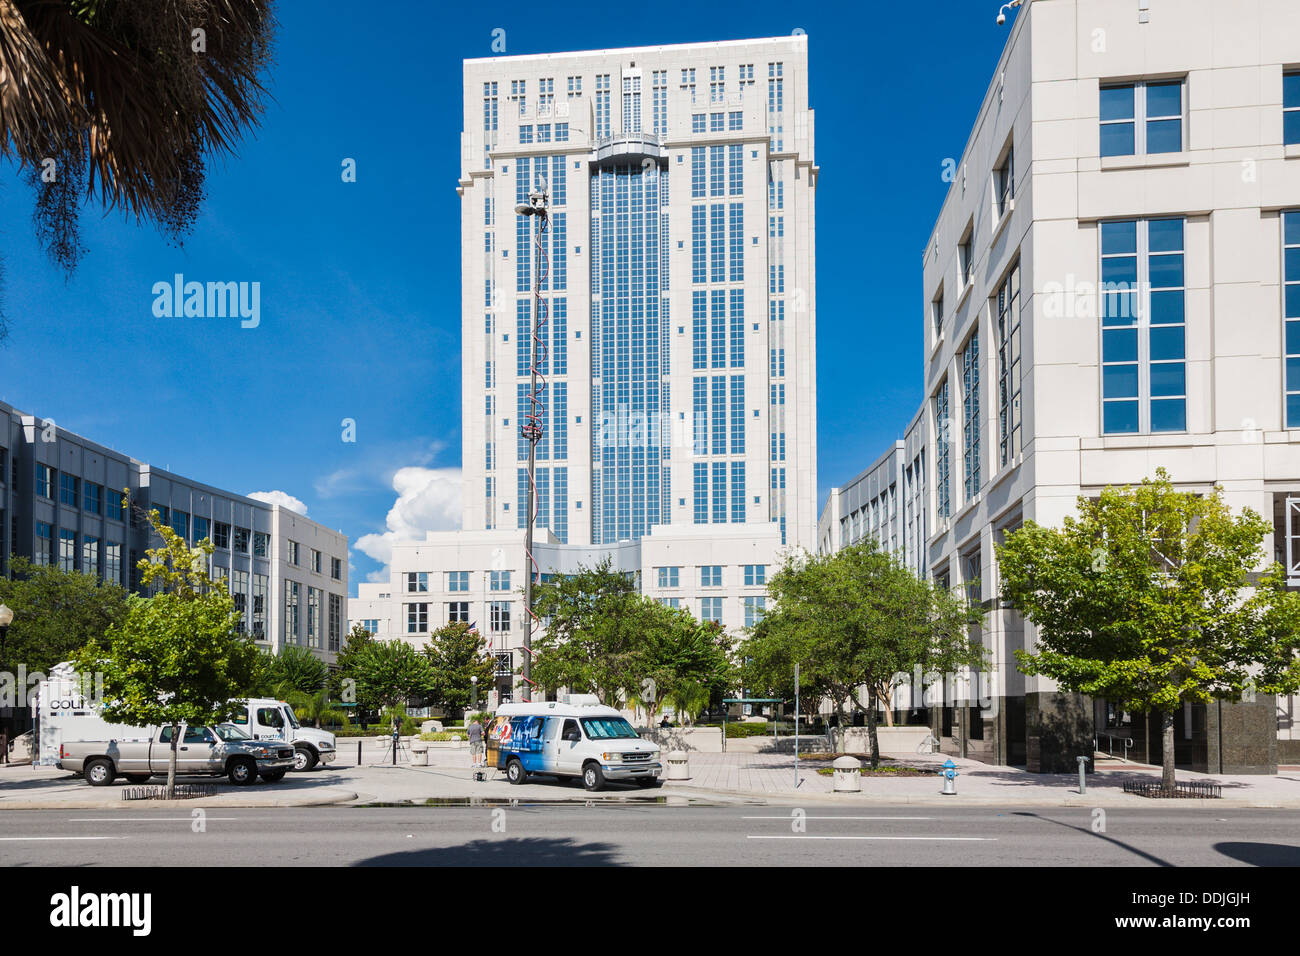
[354,466,462,568]
[247,490,309,515]
[314,439,446,499]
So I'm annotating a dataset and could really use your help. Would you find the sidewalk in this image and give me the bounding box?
[3,747,1298,809]
[662,751,1300,807]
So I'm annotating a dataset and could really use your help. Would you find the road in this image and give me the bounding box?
[2,804,1299,866]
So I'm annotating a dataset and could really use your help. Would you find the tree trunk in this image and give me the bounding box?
[1161,710,1176,792]
[166,724,179,799]
[881,684,895,727]
[867,689,881,770]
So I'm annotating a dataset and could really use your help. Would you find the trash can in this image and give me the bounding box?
[832,756,862,792]
[410,739,429,767]
[666,750,690,781]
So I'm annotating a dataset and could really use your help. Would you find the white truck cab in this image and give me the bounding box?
[487,695,662,791]
[227,699,337,771]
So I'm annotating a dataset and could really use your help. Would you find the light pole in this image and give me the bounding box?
[514,186,550,703]
[0,603,13,664]
[0,604,14,759]
[470,675,478,715]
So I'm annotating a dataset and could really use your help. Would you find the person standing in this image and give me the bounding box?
[467,716,484,769]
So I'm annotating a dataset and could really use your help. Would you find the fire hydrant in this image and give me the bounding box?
[941,758,959,795]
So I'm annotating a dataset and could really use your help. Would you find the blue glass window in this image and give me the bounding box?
[730,376,745,454]
[1101,218,1186,433]
[729,290,745,368]
[1285,212,1300,425]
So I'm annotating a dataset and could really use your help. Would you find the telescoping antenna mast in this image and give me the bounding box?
[514,182,550,703]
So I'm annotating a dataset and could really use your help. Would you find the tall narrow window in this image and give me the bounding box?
[934,380,951,519]
[1283,212,1300,425]
[961,332,981,501]
[996,262,1022,465]
[994,144,1014,219]
[1101,218,1186,434]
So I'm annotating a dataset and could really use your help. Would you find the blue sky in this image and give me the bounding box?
[0,0,1017,592]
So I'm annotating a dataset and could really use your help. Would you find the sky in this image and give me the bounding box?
[0,0,1019,593]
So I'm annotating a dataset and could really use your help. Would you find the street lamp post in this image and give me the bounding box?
[0,604,14,761]
[515,186,550,703]
[0,603,13,665]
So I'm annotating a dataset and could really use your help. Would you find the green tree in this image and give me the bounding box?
[0,556,129,675]
[423,621,496,718]
[635,610,735,723]
[998,469,1300,790]
[742,541,983,767]
[72,507,258,796]
[347,639,434,728]
[330,623,374,701]
[530,558,643,704]
[266,645,328,695]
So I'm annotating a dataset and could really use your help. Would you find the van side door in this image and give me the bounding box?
[557,718,583,775]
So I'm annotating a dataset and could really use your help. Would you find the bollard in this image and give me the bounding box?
[832,756,862,792]
[666,750,690,781]
[410,739,429,767]
[1077,755,1088,794]
[941,758,959,795]
[357,740,362,765]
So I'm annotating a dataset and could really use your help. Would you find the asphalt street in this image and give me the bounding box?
[2,805,1299,866]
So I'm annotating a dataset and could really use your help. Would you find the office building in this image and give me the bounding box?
[819,0,1300,773]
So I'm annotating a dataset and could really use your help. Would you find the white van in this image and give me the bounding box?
[486,695,662,791]
[34,672,335,772]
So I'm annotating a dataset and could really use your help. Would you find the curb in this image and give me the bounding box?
[659,783,1299,809]
[0,787,361,811]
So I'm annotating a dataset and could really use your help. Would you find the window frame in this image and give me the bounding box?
[1099,78,1187,158]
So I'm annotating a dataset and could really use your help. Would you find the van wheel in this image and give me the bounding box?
[228,759,257,786]
[124,773,152,784]
[85,759,116,787]
[506,758,527,785]
[582,763,605,792]
[292,747,317,772]
[260,769,287,783]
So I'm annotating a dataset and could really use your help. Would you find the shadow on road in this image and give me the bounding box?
[1012,811,1174,867]
[353,836,621,866]
[1213,842,1300,866]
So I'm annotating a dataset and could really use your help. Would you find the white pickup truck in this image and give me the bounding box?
[34,673,336,773]
[58,723,295,786]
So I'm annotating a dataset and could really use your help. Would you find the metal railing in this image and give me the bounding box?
[1123,779,1222,799]
[1095,732,1134,761]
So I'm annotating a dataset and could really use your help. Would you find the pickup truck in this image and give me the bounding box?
[57,723,295,786]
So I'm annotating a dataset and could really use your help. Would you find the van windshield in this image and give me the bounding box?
[580,717,639,740]
[283,706,300,729]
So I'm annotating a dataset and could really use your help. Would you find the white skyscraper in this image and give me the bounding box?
[352,37,818,703]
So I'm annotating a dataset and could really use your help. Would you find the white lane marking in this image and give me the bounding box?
[747,835,995,841]
[0,836,124,842]
[66,817,243,822]
[742,815,933,820]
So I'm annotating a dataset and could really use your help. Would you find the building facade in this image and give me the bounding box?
[820,0,1300,773]
[458,36,817,551]
[0,401,348,666]
[351,37,819,705]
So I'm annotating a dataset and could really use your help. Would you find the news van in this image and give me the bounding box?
[33,668,336,771]
[486,695,662,791]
